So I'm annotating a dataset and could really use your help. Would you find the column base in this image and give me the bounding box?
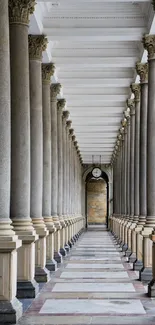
[122,243,128,251]
[60,247,67,256]
[0,297,22,325]
[17,279,39,298]
[35,266,50,283]
[139,267,152,282]
[65,244,70,252]
[133,259,143,271]
[125,249,132,257]
[128,253,137,263]
[54,251,62,264]
[46,259,57,271]
[148,279,155,297]
[72,236,77,243]
[68,240,73,248]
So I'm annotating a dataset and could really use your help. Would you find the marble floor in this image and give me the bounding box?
[17,227,155,325]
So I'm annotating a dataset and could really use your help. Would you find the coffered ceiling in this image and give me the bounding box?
[29,0,154,164]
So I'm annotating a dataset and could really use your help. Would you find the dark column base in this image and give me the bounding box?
[129,253,137,263]
[0,297,22,324]
[72,236,77,243]
[46,258,57,271]
[35,266,50,283]
[122,243,128,252]
[125,249,132,257]
[148,279,155,297]
[17,279,39,298]
[68,240,73,248]
[60,247,67,256]
[139,267,152,282]
[65,244,70,252]
[54,251,63,264]
[133,259,143,271]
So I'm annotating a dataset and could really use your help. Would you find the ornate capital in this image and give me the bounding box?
[57,99,66,112]
[127,99,135,115]
[124,107,130,122]
[143,34,155,60]
[29,35,48,60]
[130,83,140,102]
[63,110,69,121]
[121,118,127,128]
[136,62,148,83]
[72,135,76,142]
[66,120,72,130]
[69,128,74,136]
[9,0,36,25]
[42,63,55,83]
[50,83,61,101]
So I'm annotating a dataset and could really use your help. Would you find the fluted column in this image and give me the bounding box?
[133,63,148,271]
[142,35,155,291]
[129,84,141,262]
[42,63,57,271]
[29,35,49,282]
[57,99,67,256]
[0,1,22,321]
[9,0,39,299]
[50,83,62,263]
[126,99,135,256]
[62,110,70,250]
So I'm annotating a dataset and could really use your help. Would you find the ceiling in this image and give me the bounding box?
[29,0,155,164]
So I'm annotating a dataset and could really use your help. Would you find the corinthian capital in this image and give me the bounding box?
[57,99,66,111]
[50,83,61,101]
[9,0,36,25]
[127,99,135,115]
[42,63,55,83]
[143,34,155,60]
[29,35,48,60]
[130,83,140,102]
[136,62,148,83]
[63,110,70,121]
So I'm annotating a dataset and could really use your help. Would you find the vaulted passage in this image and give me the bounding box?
[17,227,155,325]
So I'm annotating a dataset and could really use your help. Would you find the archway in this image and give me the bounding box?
[85,170,109,229]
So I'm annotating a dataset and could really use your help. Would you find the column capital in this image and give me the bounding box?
[130,83,140,102]
[42,63,55,84]
[9,0,36,25]
[127,99,135,115]
[143,34,155,60]
[124,107,130,124]
[136,62,148,84]
[72,135,76,142]
[121,117,127,128]
[50,83,61,101]
[66,120,72,132]
[57,98,66,112]
[62,110,70,122]
[69,128,74,138]
[29,35,48,60]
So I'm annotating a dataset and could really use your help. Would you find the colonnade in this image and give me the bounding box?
[0,1,85,323]
[110,34,155,297]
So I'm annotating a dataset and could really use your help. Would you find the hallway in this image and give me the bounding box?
[18,228,155,325]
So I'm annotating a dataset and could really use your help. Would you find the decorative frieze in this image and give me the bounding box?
[143,34,155,60]
[9,0,36,25]
[29,35,48,60]
[42,63,55,83]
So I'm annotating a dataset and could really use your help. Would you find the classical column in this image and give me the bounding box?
[57,99,67,256]
[42,63,57,271]
[129,84,141,263]
[133,63,148,271]
[29,35,50,282]
[9,0,39,299]
[0,1,22,322]
[142,35,155,292]
[125,99,135,256]
[50,83,62,263]
[62,110,70,251]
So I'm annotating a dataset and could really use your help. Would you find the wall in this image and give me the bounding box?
[87,179,107,224]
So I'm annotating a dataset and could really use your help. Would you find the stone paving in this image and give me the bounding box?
[17,228,155,325]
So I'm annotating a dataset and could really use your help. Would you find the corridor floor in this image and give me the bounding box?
[18,228,155,325]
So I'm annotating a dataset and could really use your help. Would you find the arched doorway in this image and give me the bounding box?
[85,170,109,229]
